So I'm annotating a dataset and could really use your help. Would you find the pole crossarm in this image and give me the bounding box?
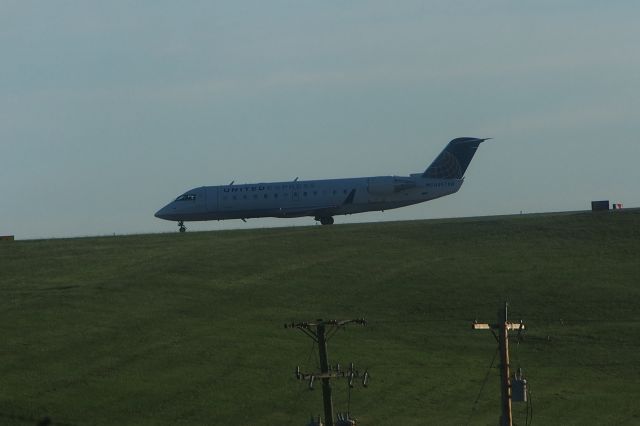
[472,321,526,331]
[285,319,367,342]
[285,319,367,330]
[296,363,370,389]
[472,322,492,330]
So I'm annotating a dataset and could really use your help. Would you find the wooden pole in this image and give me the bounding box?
[317,323,334,426]
[473,304,525,426]
[499,303,513,426]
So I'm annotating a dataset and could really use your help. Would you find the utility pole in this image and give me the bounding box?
[472,303,525,426]
[317,321,334,423]
[286,319,368,426]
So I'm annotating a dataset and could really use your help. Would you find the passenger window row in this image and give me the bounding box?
[222,189,349,201]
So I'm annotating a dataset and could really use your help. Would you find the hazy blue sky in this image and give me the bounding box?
[2,1,639,239]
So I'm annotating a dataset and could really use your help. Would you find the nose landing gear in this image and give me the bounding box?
[178,221,186,233]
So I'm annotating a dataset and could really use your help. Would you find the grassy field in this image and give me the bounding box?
[1,211,639,425]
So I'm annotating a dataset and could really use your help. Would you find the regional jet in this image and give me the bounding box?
[155,137,488,232]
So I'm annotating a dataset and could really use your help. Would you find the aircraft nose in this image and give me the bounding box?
[154,205,173,220]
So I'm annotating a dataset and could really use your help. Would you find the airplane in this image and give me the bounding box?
[154,137,488,232]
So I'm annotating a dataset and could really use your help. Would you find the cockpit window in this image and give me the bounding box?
[175,194,197,201]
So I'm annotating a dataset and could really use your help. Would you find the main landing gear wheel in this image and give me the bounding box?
[316,216,334,225]
[178,221,186,233]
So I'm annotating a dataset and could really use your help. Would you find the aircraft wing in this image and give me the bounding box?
[277,204,340,218]
[277,189,355,218]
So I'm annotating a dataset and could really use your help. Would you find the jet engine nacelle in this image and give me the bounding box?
[367,176,417,196]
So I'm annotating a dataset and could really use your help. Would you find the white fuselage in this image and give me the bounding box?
[155,174,463,222]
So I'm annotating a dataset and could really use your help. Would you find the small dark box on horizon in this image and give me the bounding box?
[591,200,610,211]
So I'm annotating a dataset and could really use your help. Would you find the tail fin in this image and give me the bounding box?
[422,137,489,179]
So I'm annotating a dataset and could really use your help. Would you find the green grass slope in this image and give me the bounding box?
[1,212,639,425]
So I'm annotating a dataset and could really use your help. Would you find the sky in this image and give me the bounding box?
[1,1,639,239]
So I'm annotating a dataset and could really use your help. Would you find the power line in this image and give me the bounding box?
[465,347,499,426]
